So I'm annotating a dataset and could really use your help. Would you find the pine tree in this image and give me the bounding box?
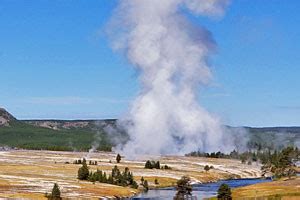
[96,169,102,182]
[155,161,160,169]
[174,176,192,200]
[49,183,61,200]
[131,180,138,189]
[116,154,121,163]
[108,174,113,184]
[112,165,120,178]
[102,172,108,183]
[204,165,210,172]
[127,172,133,184]
[145,160,152,169]
[143,180,149,191]
[217,183,232,200]
[77,158,89,180]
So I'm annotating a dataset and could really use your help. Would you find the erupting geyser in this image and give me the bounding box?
[108,0,231,155]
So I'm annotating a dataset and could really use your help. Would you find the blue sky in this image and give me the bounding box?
[1,0,299,127]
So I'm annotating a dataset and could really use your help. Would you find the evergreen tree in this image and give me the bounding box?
[143,180,149,191]
[77,158,89,180]
[103,172,108,183]
[204,165,210,172]
[49,183,61,200]
[97,170,103,182]
[128,172,134,184]
[155,161,160,169]
[217,183,232,200]
[88,171,95,182]
[112,165,120,179]
[145,160,152,169]
[131,180,139,189]
[175,176,192,200]
[108,174,113,184]
[116,154,121,163]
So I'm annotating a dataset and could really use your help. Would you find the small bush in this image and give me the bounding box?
[217,183,232,200]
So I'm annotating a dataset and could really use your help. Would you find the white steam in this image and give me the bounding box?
[109,0,231,155]
[86,131,102,159]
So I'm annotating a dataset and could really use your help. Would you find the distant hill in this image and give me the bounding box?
[0,108,299,152]
[0,109,119,151]
[23,119,116,132]
[244,126,300,150]
[0,108,17,127]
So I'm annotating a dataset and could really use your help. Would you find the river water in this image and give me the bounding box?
[133,178,272,200]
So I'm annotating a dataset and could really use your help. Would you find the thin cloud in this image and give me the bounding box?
[23,96,129,106]
[275,105,300,110]
[201,92,231,98]
[24,97,93,105]
[96,97,130,104]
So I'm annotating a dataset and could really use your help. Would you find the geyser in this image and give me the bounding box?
[108,0,231,155]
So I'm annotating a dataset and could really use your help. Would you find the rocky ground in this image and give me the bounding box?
[0,150,262,199]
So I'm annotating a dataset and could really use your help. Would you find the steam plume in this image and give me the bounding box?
[86,131,102,159]
[109,0,230,155]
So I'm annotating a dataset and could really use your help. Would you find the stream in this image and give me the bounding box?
[132,178,272,200]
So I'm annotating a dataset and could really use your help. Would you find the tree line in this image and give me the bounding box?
[261,146,299,179]
[77,158,139,188]
[186,147,300,168]
[144,160,172,170]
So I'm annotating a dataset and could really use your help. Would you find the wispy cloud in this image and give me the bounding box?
[201,92,231,98]
[24,97,93,105]
[96,97,130,104]
[23,96,130,105]
[275,105,300,110]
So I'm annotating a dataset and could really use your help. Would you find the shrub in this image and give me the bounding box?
[162,165,172,170]
[217,183,232,200]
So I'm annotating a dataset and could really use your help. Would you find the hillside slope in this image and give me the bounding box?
[0,108,299,152]
[0,108,16,127]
